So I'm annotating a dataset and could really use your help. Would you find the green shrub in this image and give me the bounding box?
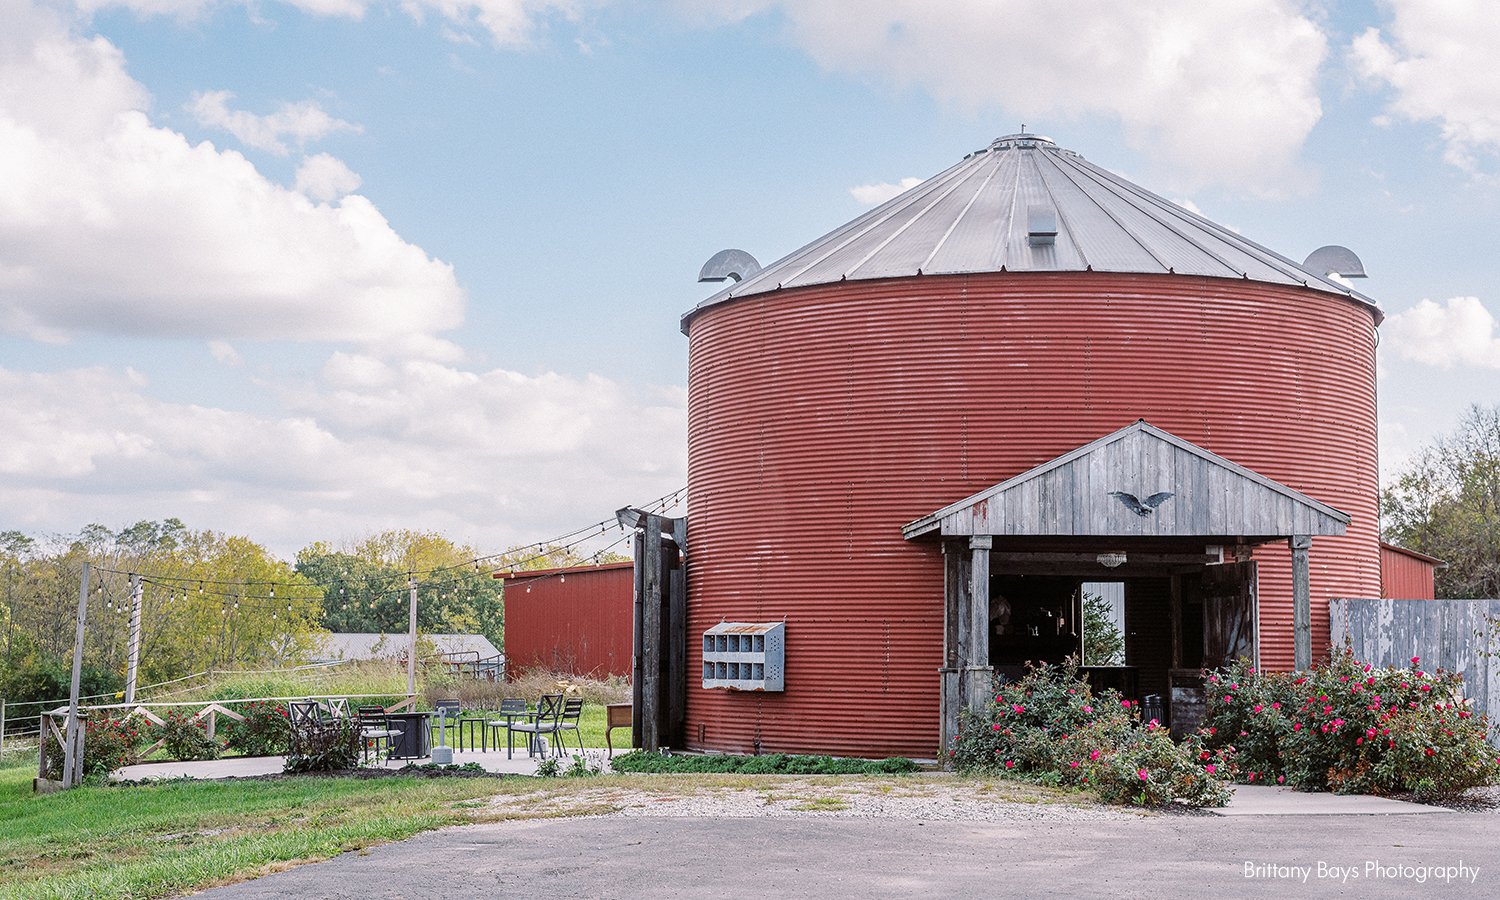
[1201,650,1500,800]
[950,660,1229,808]
[610,751,919,775]
[283,718,362,773]
[224,700,290,757]
[157,710,222,761]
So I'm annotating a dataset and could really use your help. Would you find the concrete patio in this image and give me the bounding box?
[114,746,619,781]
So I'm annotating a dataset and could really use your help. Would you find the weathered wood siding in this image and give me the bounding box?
[1330,598,1500,745]
[908,422,1348,539]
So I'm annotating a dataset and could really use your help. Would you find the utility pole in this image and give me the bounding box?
[406,575,418,698]
[124,575,143,704]
[62,562,89,789]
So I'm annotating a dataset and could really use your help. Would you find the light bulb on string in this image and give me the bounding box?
[269,585,275,599]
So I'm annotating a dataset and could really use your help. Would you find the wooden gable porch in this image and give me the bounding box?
[901,420,1351,751]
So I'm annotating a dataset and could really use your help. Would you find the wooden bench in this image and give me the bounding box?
[605,703,633,754]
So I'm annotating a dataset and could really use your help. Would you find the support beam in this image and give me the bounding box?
[62,562,89,789]
[1291,535,1312,671]
[964,536,994,719]
[407,576,419,698]
[630,529,644,750]
[125,575,143,704]
[939,538,995,761]
[640,514,663,751]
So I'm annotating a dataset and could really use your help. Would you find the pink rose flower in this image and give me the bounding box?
[1137,769,1149,781]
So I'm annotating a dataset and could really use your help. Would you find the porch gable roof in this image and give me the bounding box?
[901,420,1351,540]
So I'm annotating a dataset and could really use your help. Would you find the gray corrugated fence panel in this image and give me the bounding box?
[1330,599,1500,747]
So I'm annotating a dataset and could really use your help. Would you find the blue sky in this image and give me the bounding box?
[2,0,1498,558]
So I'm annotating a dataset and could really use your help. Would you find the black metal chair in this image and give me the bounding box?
[287,700,323,735]
[486,697,529,756]
[507,694,564,758]
[555,697,585,754]
[357,705,399,764]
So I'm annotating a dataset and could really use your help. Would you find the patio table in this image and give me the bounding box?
[487,709,544,759]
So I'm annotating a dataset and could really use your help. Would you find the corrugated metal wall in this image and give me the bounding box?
[1380,544,1438,600]
[499,563,633,680]
[685,272,1380,759]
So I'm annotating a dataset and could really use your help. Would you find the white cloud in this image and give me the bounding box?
[0,0,463,347]
[689,0,1327,189]
[849,177,921,206]
[0,361,685,557]
[77,0,585,47]
[1351,2,1500,173]
[295,152,363,202]
[208,340,243,366]
[1383,296,1500,369]
[188,90,361,156]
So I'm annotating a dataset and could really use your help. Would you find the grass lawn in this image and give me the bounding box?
[0,742,1095,899]
[0,752,554,900]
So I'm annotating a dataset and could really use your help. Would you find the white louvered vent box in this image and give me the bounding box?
[702,622,784,691]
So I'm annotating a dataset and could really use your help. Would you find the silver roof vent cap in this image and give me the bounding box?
[1303,245,1367,279]
[699,249,762,284]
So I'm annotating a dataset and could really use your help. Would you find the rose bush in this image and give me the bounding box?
[157,709,223,761]
[224,700,290,757]
[43,715,144,780]
[1200,650,1500,800]
[950,661,1230,807]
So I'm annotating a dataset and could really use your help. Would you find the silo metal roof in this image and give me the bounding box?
[683,134,1382,330]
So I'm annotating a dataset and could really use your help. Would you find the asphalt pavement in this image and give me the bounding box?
[191,811,1500,899]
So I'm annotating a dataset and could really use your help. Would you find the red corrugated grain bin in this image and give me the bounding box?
[678,134,1385,758]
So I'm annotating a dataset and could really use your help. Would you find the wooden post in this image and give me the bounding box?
[125,575,143,704]
[1291,535,1312,670]
[62,562,89,789]
[1170,574,1183,669]
[640,514,663,751]
[406,575,418,699]
[630,529,644,750]
[939,542,969,756]
[965,536,994,717]
[666,517,687,749]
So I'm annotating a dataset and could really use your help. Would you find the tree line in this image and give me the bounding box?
[1381,404,1500,599]
[0,520,615,706]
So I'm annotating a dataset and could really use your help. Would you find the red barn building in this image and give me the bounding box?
[671,134,1388,759]
[1378,542,1442,600]
[495,562,634,680]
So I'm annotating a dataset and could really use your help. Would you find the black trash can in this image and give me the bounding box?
[1141,694,1165,727]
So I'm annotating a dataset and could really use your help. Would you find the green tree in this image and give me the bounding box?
[1082,591,1125,666]
[1381,404,1500,598]
[295,531,507,649]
